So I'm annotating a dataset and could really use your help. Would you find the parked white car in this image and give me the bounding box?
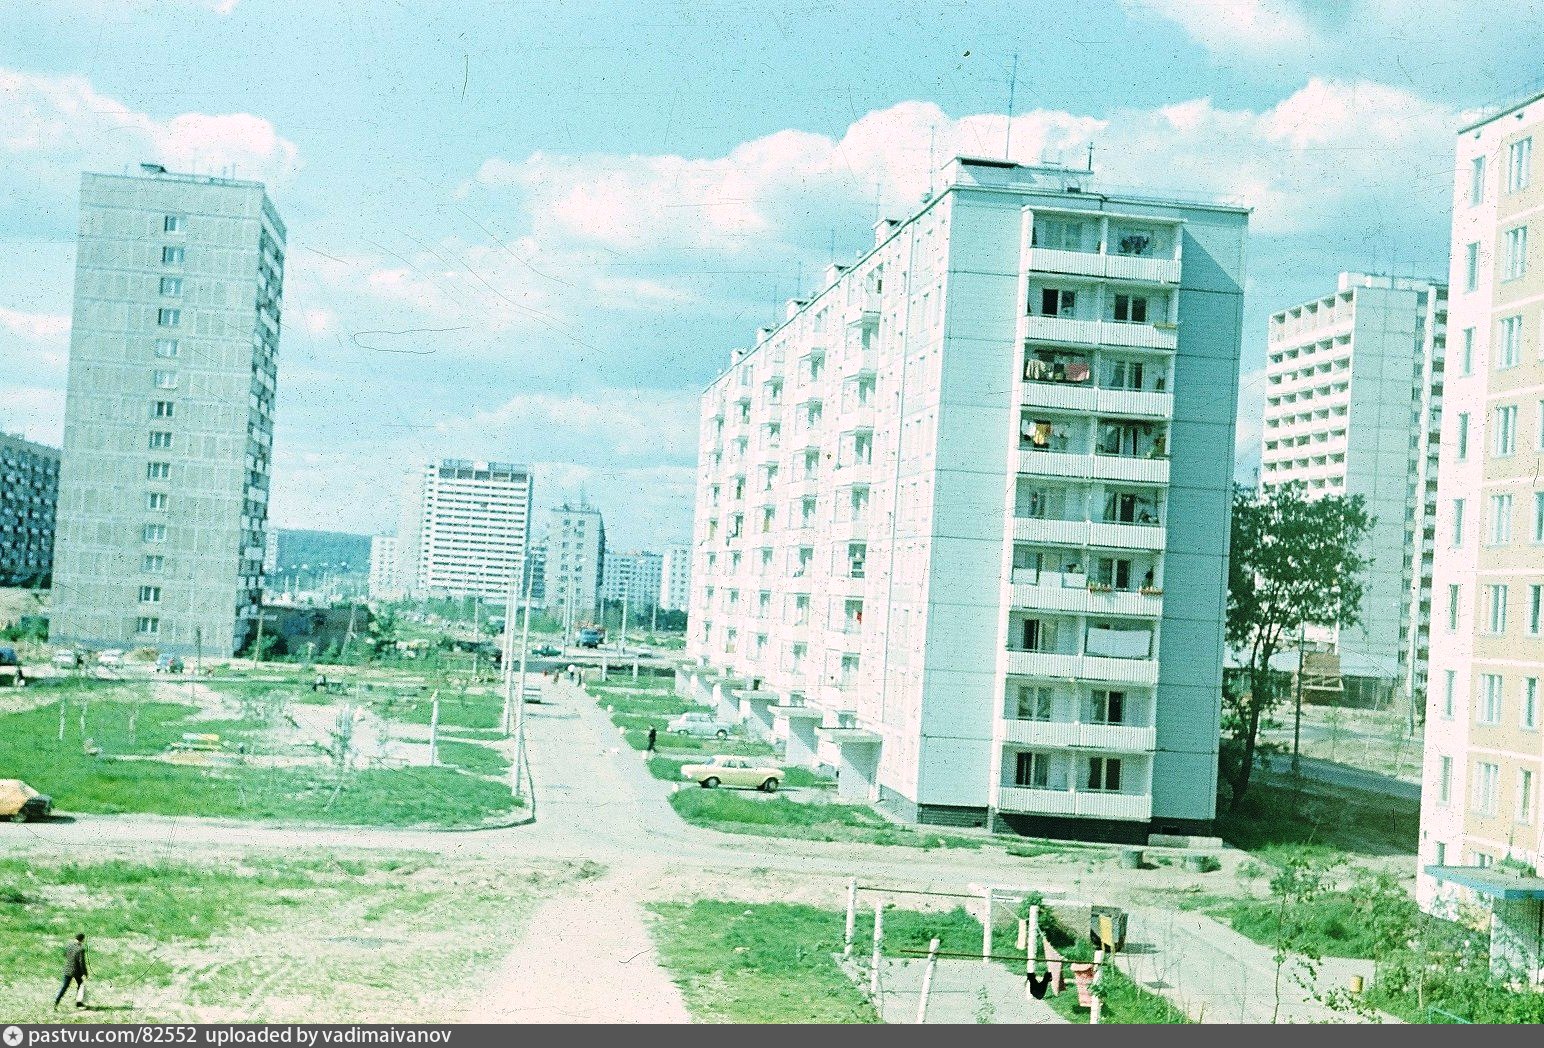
[680,754,783,791]
[95,649,125,668]
[51,649,82,670]
[667,711,734,739]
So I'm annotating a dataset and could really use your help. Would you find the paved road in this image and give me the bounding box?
[1259,753,1421,802]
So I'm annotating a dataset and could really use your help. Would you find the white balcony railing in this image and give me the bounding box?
[1024,315,1179,351]
[1018,450,1170,485]
[1088,521,1166,551]
[1020,382,1171,418]
[1025,247,1180,285]
[1013,517,1091,546]
[1000,719,1158,752]
[1004,650,1159,686]
[996,786,1153,821]
[1009,582,1163,618]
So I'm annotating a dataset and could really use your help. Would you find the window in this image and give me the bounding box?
[1504,227,1529,281]
[157,308,180,326]
[1474,761,1500,816]
[135,616,160,635]
[137,585,161,603]
[1456,412,1470,460]
[162,246,185,265]
[153,370,177,389]
[1480,673,1504,724]
[1525,678,1539,730]
[1016,685,1053,721]
[1089,689,1126,725]
[1493,405,1517,454]
[1439,755,1453,804]
[1443,669,1456,719]
[1037,287,1076,317]
[1452,499,1465,546]
[148,431,173,450]
[1471,155,1487,204]
[152,400,175,419]
[1032,217,1086,251]
[1435,842,1447,866]
[163,214,186,233]
[1014,751,1050,789]
[1112,294,1148,323]
[1461,327,1474,374]
[1488,493,1512,544]
[141,554,164,572]
[1499,316,1523,366]
[1486,584,1509,633]
[1533,586,1544,634]
[1086,756,1122,792]
[146,462,170,480]
[1448,583,1462,630]
[154,338,179,358]
[1507,136,1532,193]
[1536,492,1544,542]
[1465,242,1480,291]
[159,276,183,297]
[1520,769,1536,823]
[142,523,167,543]
[146,492,168,511]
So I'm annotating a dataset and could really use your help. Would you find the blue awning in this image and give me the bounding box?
[1426,865,1544,900]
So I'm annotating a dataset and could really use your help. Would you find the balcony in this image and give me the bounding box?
[1017,450,1169,485]
[1010,581,1162,618]
[1018,383,1172,420]
[1024,314,1178,351]
[1012,517,1091,546]
[1001,718,1157,752]
[1088,520,1166,551]
[996,786,1153,821]
[1026,247,1180,285]
[1004,650,1158,686]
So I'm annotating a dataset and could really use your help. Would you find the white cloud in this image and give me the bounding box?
[1121,0,1321,55]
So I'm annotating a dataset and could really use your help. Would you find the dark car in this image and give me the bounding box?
[0,647,21,688]
[0,780,51,823]
[154,654,185,673]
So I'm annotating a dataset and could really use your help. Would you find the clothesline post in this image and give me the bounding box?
[981,887,993,965]
[868,898,885,1000]
[843,877,858,957]
[916,937,941,1024]
[1090,946,1105,1025]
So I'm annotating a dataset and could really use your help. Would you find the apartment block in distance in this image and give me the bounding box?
[681,157,1248,840]
[1262,273,1447,705]
[367,534,404,601]
[659,543,692,611]
[1421,91,1544,979]
[602,549,663,610]
[541,503,605,627]
[0,433,60,587]
[396,460,533,601]
[50,167,284,657]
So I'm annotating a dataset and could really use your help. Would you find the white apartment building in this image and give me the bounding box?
[542,503,605,627]
[1262,273,1447,705]
[1421,91,1544,979]
[396,460,533,601]
[682,157,1248,840]
[660,543,692,611]
[602,549,663,610]
[51,167,284,657]
[367,534,404,601]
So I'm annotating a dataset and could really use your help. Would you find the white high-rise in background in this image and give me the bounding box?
[683,157,1247,838]
[1420,90,1544,980]
[541,503,605,627]
[50,167,285,657]
[601,550,663,610]
[368,534,403,601]
[396,460,533,601]
[1261,272,1447,706]
[659,543,692,611]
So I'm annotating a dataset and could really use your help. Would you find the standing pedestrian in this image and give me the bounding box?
[646,726,658,754]
[53,932,87,1009]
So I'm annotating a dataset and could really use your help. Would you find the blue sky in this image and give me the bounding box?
[2,0,1537,548]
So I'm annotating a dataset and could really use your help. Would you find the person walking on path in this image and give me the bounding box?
[646,726,657,754]
[53,933,87,1009]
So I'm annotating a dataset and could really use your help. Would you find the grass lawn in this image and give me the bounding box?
[436,738,510,776]
[1216,777,1418,860]
[669,789,984,850]
[0,852,575,1023]
[0,699,519,827]
[647,901,877,1023]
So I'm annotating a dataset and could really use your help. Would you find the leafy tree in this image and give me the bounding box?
[1223,483,1372,809]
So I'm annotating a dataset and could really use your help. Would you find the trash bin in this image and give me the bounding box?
[1090,906,1128,952]
[1117,848,1144,870]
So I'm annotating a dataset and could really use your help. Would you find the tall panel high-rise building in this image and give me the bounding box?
[50,167,284,657]
[684,157,1247,839]
[542,503,605,627]
[601,550,663,609]
[396,460,533,601]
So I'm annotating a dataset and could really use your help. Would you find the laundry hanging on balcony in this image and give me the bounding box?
[1085,626,1152,659]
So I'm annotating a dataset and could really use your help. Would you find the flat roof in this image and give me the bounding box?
[1426,864,1544,900]
[1459,88,1544,134]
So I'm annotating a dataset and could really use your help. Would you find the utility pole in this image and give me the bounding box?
[512,556,533,800]
[1292,622,1306,777]
[619,588,629,655]
[252,609,269,669]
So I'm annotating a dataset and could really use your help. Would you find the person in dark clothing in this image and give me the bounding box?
[54,933,87,1009]
[646,727,658,753]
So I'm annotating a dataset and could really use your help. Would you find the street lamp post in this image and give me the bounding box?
[500,547,534,799]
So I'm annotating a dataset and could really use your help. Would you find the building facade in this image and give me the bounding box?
[542,503,605,628]
[0,433,60,587]
[685,157,1247,840]
[1262,272,1447,704]
[1421,92,1544,978]
[50,167,284,656]
[601,549,663,609]
[396,460,533,601]
[660,543,692,611]
[367,534,403,601]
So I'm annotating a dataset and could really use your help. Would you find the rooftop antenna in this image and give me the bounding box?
[1004,52,1019,161]
[1086,141,1095,173]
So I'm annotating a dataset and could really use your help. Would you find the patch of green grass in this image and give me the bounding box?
[1217,779,1418,858]
[386,694,503,730]
[436,739,510,776]
[647,901,877,1023]
[668,790,982,850]
[0,700,518,827]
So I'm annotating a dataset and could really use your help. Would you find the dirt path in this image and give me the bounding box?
[465,865,689,1024]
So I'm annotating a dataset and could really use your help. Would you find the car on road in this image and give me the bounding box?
[52,649,83,670]
[667,711,735,739]
[531,644,561,657]
[0,779,52,822]
[680,754,782,792]
[96,649,125,668]
[154,654,185,674]
[0,646,21,688]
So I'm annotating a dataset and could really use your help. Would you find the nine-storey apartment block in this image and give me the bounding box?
[51,166,284,657]
[684,157,1247,840]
